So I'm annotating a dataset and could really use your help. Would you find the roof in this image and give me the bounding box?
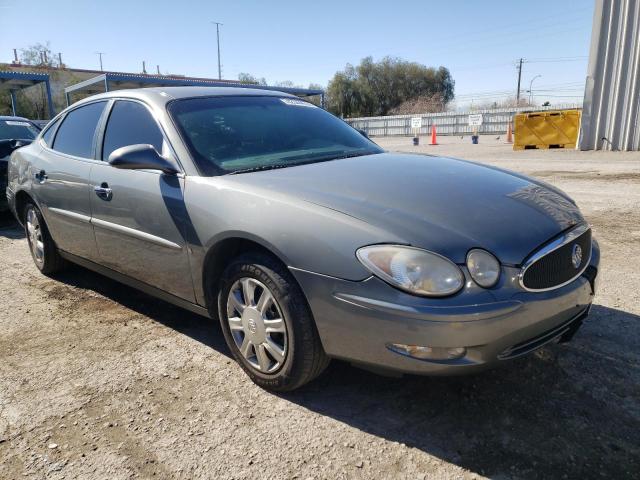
[0,70,50,91]
[0,115,31,121]
[68,86,303,109]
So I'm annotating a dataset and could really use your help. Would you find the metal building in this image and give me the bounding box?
[580,0,640,151]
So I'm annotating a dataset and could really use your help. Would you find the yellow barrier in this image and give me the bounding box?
[513,109,581,150]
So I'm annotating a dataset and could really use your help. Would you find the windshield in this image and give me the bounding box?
[0,119,39,141]
[168,96,382,175]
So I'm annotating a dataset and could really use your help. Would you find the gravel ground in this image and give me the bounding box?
[1,136,639,479]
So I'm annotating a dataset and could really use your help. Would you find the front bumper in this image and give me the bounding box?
[291,241,599,376]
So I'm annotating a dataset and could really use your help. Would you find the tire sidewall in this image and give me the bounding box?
[24,203,46,272]
[217,257,305,391]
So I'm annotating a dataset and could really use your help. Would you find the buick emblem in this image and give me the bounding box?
[571,244,582,269]
[248,319,258,334]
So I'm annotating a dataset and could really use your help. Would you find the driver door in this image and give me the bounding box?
[89,99,195,302]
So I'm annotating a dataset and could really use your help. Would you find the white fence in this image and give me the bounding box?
[345,104,581,137]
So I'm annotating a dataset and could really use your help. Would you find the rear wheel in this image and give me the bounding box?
[217,253,329,391]
[24,202,66,275]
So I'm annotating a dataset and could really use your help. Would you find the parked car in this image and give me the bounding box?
[7,88,599,391]
[0,116,41,211]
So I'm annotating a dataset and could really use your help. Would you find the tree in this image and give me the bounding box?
[326,56,455,117]
[20,42,60,67]
[238,72,267,86]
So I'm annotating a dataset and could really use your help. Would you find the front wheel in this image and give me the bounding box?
[217,253,329,391]
[23,202,66,275]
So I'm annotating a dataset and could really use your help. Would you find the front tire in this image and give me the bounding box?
[217,253,329,391]
[23,202,66,275]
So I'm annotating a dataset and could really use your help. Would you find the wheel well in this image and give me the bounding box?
[13,190,33,224]
[202,237,287,316]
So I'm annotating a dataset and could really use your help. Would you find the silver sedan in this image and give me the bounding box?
[7,87,599,391]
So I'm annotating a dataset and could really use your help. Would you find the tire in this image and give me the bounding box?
[23,201,66,275]
[217,252,329,391]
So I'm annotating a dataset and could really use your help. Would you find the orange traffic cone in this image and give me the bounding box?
[506,122,513,143]
[430,124,438,145]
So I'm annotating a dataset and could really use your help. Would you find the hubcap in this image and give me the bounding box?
[226,277,287,374]
[26,208,44,265]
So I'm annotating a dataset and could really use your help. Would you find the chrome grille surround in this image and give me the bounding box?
[518,223,592,292]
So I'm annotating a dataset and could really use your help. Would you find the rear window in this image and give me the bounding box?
[0,120,39,141]
[41,118,61,146]
[53,102,107,158]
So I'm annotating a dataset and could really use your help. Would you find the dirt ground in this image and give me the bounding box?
[1,136,639,479]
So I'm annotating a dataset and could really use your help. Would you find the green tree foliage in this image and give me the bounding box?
[326,56,455,117]
[238,72,267,86]
[20,42,60,67]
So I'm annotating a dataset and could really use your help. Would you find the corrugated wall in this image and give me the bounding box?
[580,0,640,151]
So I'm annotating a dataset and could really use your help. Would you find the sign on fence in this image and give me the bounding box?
[411,117,422,129]
[468,114,483,126]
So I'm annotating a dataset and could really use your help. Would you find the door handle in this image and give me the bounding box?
[94,182,113,201]
[33,170,48,183]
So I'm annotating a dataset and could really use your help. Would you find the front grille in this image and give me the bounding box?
[498,307,589,360]
[521,227,592,290]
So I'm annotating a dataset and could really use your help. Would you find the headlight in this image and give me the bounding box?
[356,245,464,297]
[466,249,500,288]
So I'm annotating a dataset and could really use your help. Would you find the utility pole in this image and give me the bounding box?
[156,65,161,75]
[515,58,523,106]
[142,60,147,74]
[95,52,105,71]
[58,52,63,68]
[212,21,223,80]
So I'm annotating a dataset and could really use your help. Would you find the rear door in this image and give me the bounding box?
[89,99,194,301]
[32,101,107,261]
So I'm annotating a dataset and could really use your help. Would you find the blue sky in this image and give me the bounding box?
[1,0,595,107]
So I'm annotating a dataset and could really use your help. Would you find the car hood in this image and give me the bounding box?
[224,153,584,265]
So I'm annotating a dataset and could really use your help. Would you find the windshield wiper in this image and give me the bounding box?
[227,163,293,175]
[226,150,381,175]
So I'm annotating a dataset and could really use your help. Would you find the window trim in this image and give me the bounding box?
[39,115,63,148]
[43,99,109,162]
[96,97,184,174]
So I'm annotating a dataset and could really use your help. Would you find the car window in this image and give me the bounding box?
[41,117,61,147]
[0,119,40,141]
[102,100,164,161]
[168,96,382,176]
[53,102,107,158]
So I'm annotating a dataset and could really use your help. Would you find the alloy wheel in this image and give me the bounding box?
[226,277,288,374]
[26,208,44,265]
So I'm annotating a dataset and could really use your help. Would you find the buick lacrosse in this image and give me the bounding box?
[7,87,599,391]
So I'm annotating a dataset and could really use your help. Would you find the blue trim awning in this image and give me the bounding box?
[0,70,55,118]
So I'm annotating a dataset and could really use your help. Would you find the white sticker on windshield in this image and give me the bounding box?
[5,121,31,126]
[279,98,316,107]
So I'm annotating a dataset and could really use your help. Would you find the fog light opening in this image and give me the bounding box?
[387,343,466,361]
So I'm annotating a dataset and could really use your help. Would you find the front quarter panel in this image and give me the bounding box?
[184,176,405,304]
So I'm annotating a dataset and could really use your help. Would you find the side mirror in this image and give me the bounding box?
[108,144,179,174]
[357,128,370,139]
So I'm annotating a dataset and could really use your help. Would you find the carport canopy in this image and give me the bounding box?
[0,71,55,118]
[65,72,325,107]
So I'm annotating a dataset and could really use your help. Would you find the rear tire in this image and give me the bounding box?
[23,201,66,275]
[217,252,329,392]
